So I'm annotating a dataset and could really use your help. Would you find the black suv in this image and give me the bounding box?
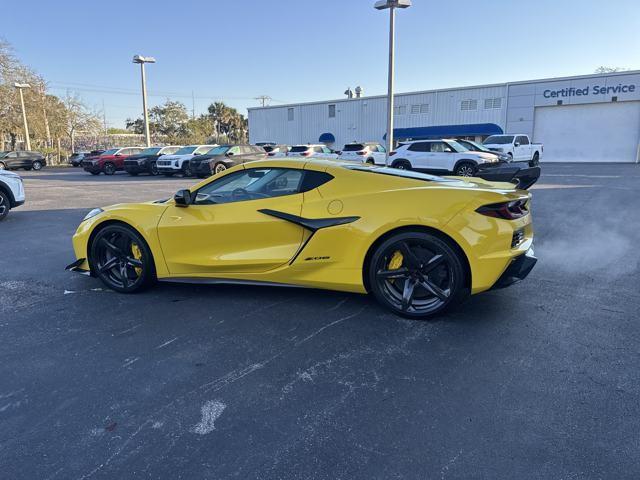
[124,146,182,176]
[191,145,266,178]
[0,151,46,171]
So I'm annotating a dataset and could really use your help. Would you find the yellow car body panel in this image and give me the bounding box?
[69,158,534,296]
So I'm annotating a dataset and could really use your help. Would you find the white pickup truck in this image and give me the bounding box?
[482,134,543,166]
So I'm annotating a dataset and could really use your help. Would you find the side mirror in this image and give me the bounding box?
[226,152,234,156]
[514,142,520,147]
[174,189,192,207]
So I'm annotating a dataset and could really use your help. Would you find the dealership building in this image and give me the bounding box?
[248,70,640,163]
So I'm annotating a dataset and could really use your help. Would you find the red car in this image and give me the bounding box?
[82,147,144,175]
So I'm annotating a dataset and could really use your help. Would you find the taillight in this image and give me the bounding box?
[389,151,397,156]
[302,151,311,157]
[476,199,529,220]
[356,150,367,156]
[268,152,276,156]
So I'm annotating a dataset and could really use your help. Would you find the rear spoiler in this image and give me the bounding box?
[476,165,541,190]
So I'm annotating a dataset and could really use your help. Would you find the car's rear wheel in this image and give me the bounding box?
[103,162,116,175]
[32,160,43,171]
[214,162,227,174]
[391,159,411,170]
[150,163,159,175]
[529,152,540,167]
[0,191,10,221]
[0,162,6,170]
[366,158,375,165]
[90,224,156,293]
[454,162,476,177]
[368,231,466,319]
[182,162,193,177]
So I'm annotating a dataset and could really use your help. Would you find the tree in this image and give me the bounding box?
[206,101,248,143]
[126,100,191,143]
[63,94,102,153]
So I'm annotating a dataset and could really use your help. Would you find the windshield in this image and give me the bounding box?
[290,146,310,153]
[343,165,454,183]
[101,148,119,155]
[461,140,490,152]
[140,147,162,155]
[445,140,468,152]
[484,135,514,145]
[173,146,198,155]
[206,146,230,156]
[342,144,364,152]
[0,152,7,158]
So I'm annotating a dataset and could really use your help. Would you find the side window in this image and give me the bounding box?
[430,142,450,153]
[7,152,18,158]
[314,146,324,153]
[18,151,31,158]
[194,168,304,205]
[517,136,529,145]
[378,145,387,153]
[322,146,332,154]
[300,171,334,192]
[287,108,294,121]
[164,147,179,155]
[228,146,241,155]
[328,104,336,118]
[408,142,430,152]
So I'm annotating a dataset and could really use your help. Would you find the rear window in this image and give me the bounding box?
[484,135,514,145]
[342,144,364,151]
[290,146,310,153]
[342,165,454,183]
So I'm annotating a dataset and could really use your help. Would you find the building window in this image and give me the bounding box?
[410,104,420,114]
[420,103,429,114]
[484,97,502,109]
[410,104,429,114]
[393,105,407,115]
[287,108,294,121]
[461,99,478,111]
[328,104,336,118]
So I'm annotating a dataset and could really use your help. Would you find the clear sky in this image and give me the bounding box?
[4,0,639,128]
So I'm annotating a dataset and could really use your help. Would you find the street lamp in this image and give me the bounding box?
[374,0,411,165]
[132,55,156,147]
[14,83,32,151]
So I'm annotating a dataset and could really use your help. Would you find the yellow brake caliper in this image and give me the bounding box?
[130,243,143,276]
[387,250,404,283]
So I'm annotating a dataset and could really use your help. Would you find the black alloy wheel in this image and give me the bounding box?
[369,232,465,319]
[103,162,116,175]
[90,224,156,293]
[32,160,43,171]
[392,159,411,170]
[183,162,193,177]
[150,162,159,176]
[530,152,540,167]
[0,191,9,221]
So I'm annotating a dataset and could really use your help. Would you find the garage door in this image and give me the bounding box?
[533,101,640,162]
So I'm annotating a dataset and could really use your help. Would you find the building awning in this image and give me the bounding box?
[319,132,336,143]
[384,123,503,141]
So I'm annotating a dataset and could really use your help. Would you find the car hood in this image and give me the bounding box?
[161,154,194,161]
[190,154,224,163]
[0,170,21,180]
[128,154,157,161]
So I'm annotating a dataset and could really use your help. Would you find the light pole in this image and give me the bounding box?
[14,83,32,151]
[132,55,156,147]
[374,0,411,165]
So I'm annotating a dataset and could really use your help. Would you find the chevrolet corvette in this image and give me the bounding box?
[66,158,536,319]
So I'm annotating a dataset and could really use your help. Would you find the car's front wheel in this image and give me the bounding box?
[0,162,6,170]
[90,224,156,293]
[454,162,476,177]
[0,191,10,221]
[32,160,43,171]
[182,162,193,177]
[214,162,227,174]
[368,231,466,319]
[150,163,159,176]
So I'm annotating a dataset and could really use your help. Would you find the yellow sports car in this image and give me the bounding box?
[66,158,536,319]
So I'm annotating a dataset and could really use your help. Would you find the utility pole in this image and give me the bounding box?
[255,95,271,107]
[14,83,32,151]
[102,99,108,136]
[192,91,196,119]
[133,55,156,147]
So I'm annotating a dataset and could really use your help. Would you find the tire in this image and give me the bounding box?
[454,162,476,177]
[24,167,32,171]
[366,158,375,165]
[391,159,411,170]
[507,153,513,162]
[90,224,156,293]
[32,160,43,171]
[103,162,116,175]
[368,231,466,319]
[182,162,192,177]
[0,162,5,170]
[90,171,100,176]
[529,152,540,167]
[150,163,159,176]
[0,190,10,222]
[214,162,227,174]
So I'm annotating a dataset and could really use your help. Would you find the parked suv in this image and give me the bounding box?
[287,144,338,159]
[389,139,499,176]
[191,145,267,177]
[0,169,25,221]
[0,151,46,171]
[82,147,144,175]
[69,151,91,167]
[123,146,182,176]
[338,142,387,164]
[156,145,217,177]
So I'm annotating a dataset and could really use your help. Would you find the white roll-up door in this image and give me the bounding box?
[533,101,640,162]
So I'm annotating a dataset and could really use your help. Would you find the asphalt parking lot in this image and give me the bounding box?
[2,164,639,479]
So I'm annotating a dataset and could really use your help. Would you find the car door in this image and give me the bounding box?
[374,144,386,164]
[157,167,306,275]
[515,136,531,161]
[4,152,20,168]
[18,151,34,168]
